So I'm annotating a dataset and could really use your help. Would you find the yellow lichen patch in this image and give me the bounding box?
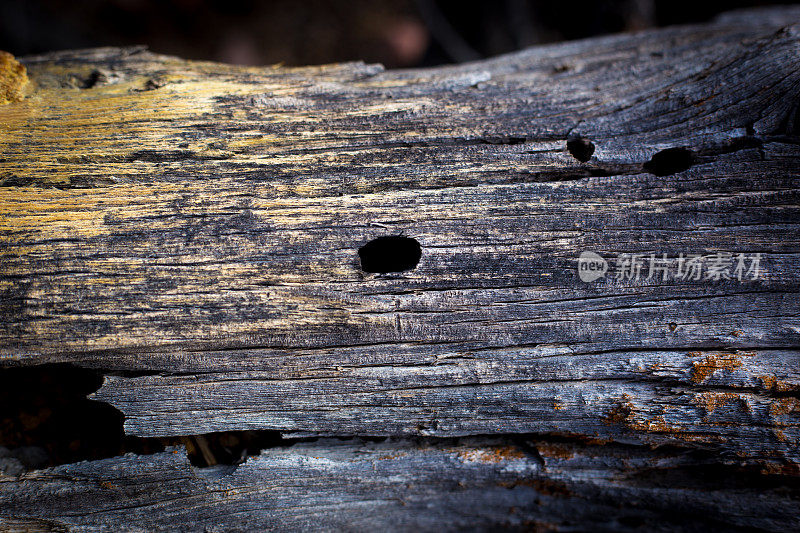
[0,182,186,241]
[689,351,754,383]
[457,446,527,464]
[0,66,282,186]
[0,51,28,104]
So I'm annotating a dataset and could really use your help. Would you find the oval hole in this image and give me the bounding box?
[567,137,595,162]
[358,236,421,274]
[643,147,694,176]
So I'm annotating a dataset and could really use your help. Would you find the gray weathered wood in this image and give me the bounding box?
[2,438,799,532]
[1,6,800,530]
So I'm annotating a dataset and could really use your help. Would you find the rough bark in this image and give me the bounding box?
[1,6,800,531]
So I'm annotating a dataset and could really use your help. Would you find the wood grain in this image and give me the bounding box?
[2,438,799,532]
[1,7,800,529]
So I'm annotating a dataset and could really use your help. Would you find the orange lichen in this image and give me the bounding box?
[758,461,800,476]
[691,392,743,414]
[604,396,726,444]
[689,351,753,383]
[761,375,777,389]
[765,398,800,443]
[604,396,635,425]
[629,415,674,433]
[606,398,685,434]
[457,446,527,464]
[769,397,800,417]
[759,375,800,393]
[378,452,408,460]
[0,51,28,104]
[639,419,725,444]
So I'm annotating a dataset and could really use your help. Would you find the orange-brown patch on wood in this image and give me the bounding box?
[378,452,408,460]
[604,396,635,425]
[689,351,754,383]
[691,392,745,414]
[0,51,28,104]
[457,445,527,464]
[758,461,800,476]
[769,397,800,417]
[759,375,800,393]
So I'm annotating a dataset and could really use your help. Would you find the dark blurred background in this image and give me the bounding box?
[1,0,798,67]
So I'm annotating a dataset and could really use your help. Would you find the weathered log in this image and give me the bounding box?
[1,6,800,530]
[1,438,799,532]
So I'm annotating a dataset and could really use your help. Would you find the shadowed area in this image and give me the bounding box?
[0,364,295,471]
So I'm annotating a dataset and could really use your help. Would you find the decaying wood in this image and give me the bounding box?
[2,438,799,532]
[2,6,800,530]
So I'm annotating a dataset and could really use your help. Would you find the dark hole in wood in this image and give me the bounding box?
[643,147,694,176]
[176,430,293,467]
[80,70,106,89]
[0,364,160,471]
[567,137,595,162]
[0,364,301,471]
[668,322,678,331]
[359,235,422,273]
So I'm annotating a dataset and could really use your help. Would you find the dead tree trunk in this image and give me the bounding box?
[1,6,800,531]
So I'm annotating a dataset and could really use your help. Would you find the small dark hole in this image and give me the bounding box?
[643,147,694,176]
[81,70,106,89]
[178,430,293,467]
[668,322,678,332]
[567,137,595,162]
[359,235,421,274]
